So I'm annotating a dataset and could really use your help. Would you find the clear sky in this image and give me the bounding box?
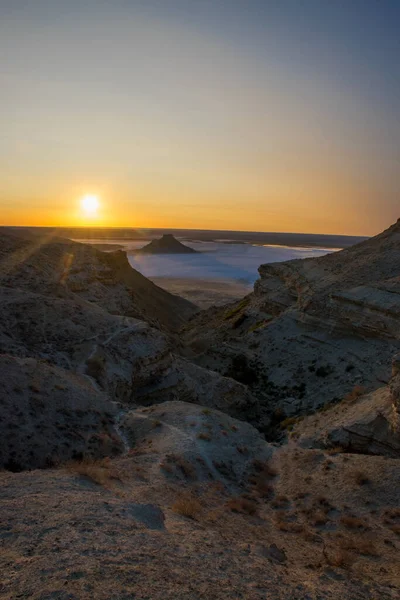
[1,0,399,234]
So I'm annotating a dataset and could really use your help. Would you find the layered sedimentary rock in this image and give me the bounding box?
[183,219,400,423]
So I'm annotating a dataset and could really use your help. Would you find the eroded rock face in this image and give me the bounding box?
[0,355,124,471]
[121,400,273,486]
[294,376,400,457]
[0,229,261,469]
[0,287,172,405]
[133,357,264,427]
[183,219,400,422]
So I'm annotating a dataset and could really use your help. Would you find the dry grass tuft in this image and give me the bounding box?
[197,432,212,441]
[340,515,367,530]
[323,544,355,569]
[227,495,258,516]
[274,513,304,533]
[164,454,197,479]
[342,537,378,557]
[343,385,366,403]
[252,459,278,479]
[310,510,329,527]
[354,471,370,486]
[66,457,120,485]
[171,494,202,519]
[389,524,400,536]
[271,495,290,509]
[325,446,344,455]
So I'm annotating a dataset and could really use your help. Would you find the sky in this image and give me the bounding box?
[1,0,399,235]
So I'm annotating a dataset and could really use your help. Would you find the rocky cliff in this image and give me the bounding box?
[183,219,400,428]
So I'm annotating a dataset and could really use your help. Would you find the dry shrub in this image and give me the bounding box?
[325,446,344,455]
[67,457,119,485]
[344,385,366,403]
[389,524,400,536]
[354,471,370,486]
[271,495,290,509]
[274,513,303,533]
[340,515,367,530]
[160,460,173,473]
[342,537,378,557]
[227,495,258,516]
[171,494,202,519]
[251,476,274,499]
[197,432,212,441]
[252,459,278,479]
[165,454,197,479]
[323,544,355,569]
[383,508,400,521]
[303,528,322,543]
[311,510,329,527]
[314,496,334,515]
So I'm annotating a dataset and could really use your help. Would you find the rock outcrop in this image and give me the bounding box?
[293,383,400,458]
[121,400,273,486]
[135,233,197,254]
[183,219,400,426]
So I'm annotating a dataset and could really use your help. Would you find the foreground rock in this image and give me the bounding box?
[122,400,273,486]
[294,385,400,457]
[0,443,398,599]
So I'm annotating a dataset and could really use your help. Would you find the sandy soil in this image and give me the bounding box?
[0,444,399,600]
[150,277,253,309]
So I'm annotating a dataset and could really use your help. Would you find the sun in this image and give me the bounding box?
[80,194,99,216]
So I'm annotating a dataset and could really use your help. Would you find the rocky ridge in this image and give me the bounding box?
[0,222,399,599]
[183,219,400,429]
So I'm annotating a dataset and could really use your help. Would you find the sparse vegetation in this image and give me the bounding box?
[340,515,367,530]
[315,365,335,378]
[163,454,197,479]
[323,544,355,569]
[223,297,249,321]
[227,495,258,516]
[354,470,370,485]
[171,494,202,519]
[66,457,120,485]
[343,385,366,402]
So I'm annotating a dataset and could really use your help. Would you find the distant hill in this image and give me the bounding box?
[0,227,197,331]
[136,234,198,254]
[13,226,365,249]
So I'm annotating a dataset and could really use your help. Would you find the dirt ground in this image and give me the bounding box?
[150,277,253,309]
[1,443,399,600]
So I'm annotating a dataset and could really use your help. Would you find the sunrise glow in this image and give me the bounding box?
[80,195,99,217]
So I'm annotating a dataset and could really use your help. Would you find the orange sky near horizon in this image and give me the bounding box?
[1,2,399,237]
[0,171,394,236]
